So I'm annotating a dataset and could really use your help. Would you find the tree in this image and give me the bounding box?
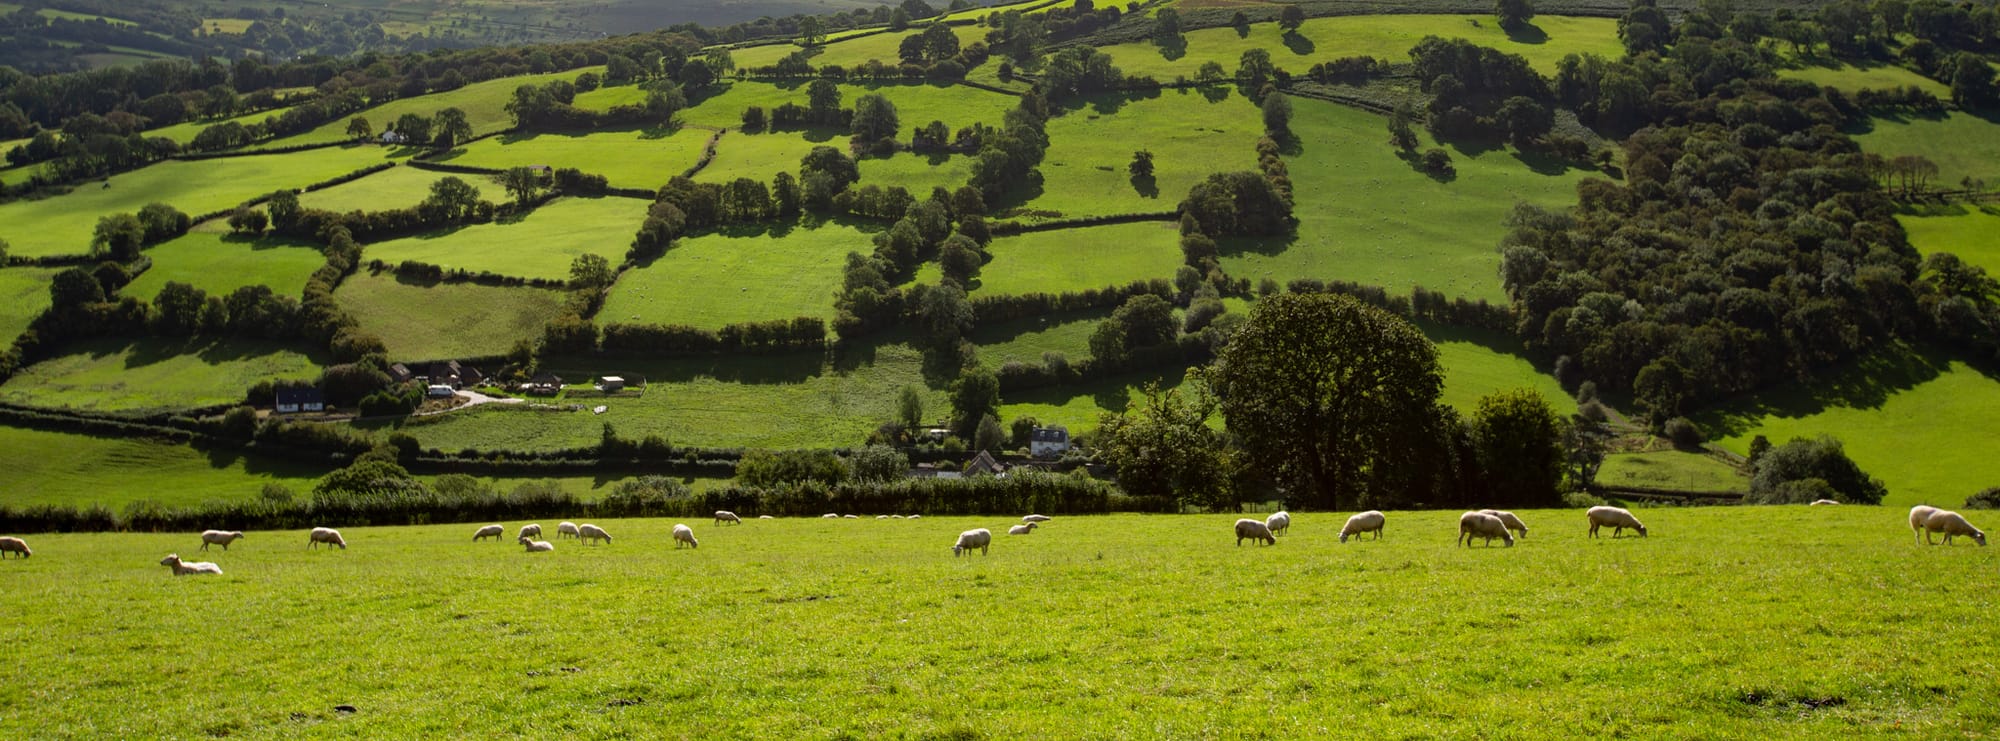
[502,166,544,206]
[898,384,926,428]
[1097,375,1235,511]
[1948,52,1997,109]
[1154,8,1183,43]
[679,58,716,89]
[420,176,483,222]
[913,281,973,348]
[1497,0,1536,31]
[938,233,984,285]
[1179,171,1292,237]
[1129,149,1155,178]
[432,107,473,148]
[1279,5,1307,32]
[346,116,373,141]
[802,145,860,191]
[1236,49,1276,88]
[393,112,432,145]
[851,94,901,144]
[91,213,145,260]
[974,413,1006,451]
[1469,388,1567,508]
[569,253,614,290]
[50,266,106,309]
[1494,95,1552,147]
[152,281,207,336]
[741,105,767,132]
[137,202,191,243]
[1209,292,1445,510]
[1388,102,1420,151]
[799,15,827,47]
[1261,91,1293,135]
[852,444,909,483]
[1748,436,1888,505]
[227,207,268,235]
[808,79,843,119]
[949,367,1000,440]
[737,449,850,487]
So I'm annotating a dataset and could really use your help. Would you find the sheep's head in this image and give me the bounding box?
[159,554,179,566]
[1502,533,1516,547]
[1338,531,1349,543]
[1635,524,1648,537]
[1974,530,1988,547]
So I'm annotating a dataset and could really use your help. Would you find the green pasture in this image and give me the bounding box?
[1000,365,1191,435]
[1099,14,1622,81]
[0,338,322,413]
[1598,449,1750,493]
[12,509,1991,737]
[971,308,1113,367]
[0,266,57,342]
[731,24,988,70]
[1703,348,2000,510]
[146,104,326,147]
[439,126,710,189]
[361,196,646,282]
[1423,321,1569,415]
[673,80,1020,132]
[1777,59,1949,97]
[572,82,650,111]
[204,17,256,34]
[0,145,392,258]
[973,221,1184,296]
[1222,98,1591,303]
[1016,90,1264,219]
[601,220,859,329]
[122,232,326,302]
[694,129,833,183]
[1851,111,2000,190]
[855,150,972,194]
[0,426,325,508]
[271,68,602,151]
[336,271,567,360]
[37,7,136,25]
[297,164,456,213]
[1898,204,2000,278]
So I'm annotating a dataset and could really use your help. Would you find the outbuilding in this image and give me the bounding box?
[275,388,325,414]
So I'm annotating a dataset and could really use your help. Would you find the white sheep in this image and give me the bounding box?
[1339,511,1386,543]
[1266,511,1291,536]
[1923,509,1988,546]
[1023,514,1052,524]
[1909,505,1940,545]
[159,553,222,575]
[557,522,581,539]
[1458,511,1515,547]
[308,527,347,550]
[1478,510,1528,539]
[673,524,699,549]
[199,530,245,551]
[952,528,992,556]
[473,525,504,542]
[877,515,890,520]
[1586,506,1647,538]
[519,523,542,541]
[0,536,31,558]
[1008,522,1037,535]
[908,515,922,520]
[843,514,858,519]
[891,515,905,519]
[519,535,555,553]
[1809,499,1841,506]
[715,511,742,526]
[821,513,840,519]
[577,524,612,545]
[758,515,774,520]
[1235,518,1276,546]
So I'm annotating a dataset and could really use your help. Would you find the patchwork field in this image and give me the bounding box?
[1016,90,1264,219]
[121,233,326,302]
[694,129,835,183]
[1898,205,2000,278]
[0,265,58,342]
[337,271,568,360]
[1099,14,1623,81]
[855,150,972,194]
[971,309,1113,367]
[601,221,859,329]
[440,127,712,190]
[0,426,325,508]
[973,221,1184,296]
[297,164,456,213]
[672,81,1021,132]
[1777,59,1950,97]
[360,196,647,281]
[1852,111,2000,190]
[0,338,322,413]
[1597,449,1749,492]
[268,68,604,150]
[1423,321,1569,415]
[145,103,328,147]
[731,24,989,70]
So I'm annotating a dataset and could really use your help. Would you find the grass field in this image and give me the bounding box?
[600,220,860,329]
[1221,98,1591,303]
[1851,111,2000,190]
[268,68,602,151]
[0,426,326,508]
[1777,59,1950,97]
[1423,321,1570,415]
[971,308,1113,367]
[0,265,57,342]
[1099,14,1623,81]
[122,233,326,302]
[1598,449,1750,492]
[672,81,1021,132]
[694,129,834,183]
[571,82,651,111]
[146,105,311,146]
[8,508,1993,737]
[973,221,1184,296]
[0,338,322,413]
[1897,204,2000,278]
[297,164,457,213]
[337,271,567,360]
[361,196,646,281]
[0,145,392,258]
[1014,90,1264,220]
[203,17,256,34]
[855,149,972,193]
[439,127,711,189]
[731,24,989,70]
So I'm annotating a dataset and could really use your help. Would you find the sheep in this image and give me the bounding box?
[1458,511,1515,547]
[1923,509,1988,547]
[577,524,613,545]
[1478,510,1528,539]
[519,535,554,553]
[557,522,581,540]
[159,553,222,575]
[843,514,858,519]
[1235,518,1277,546]
[519,524,542,541]
[1023,514,1052,524]
[908,515,922,520]
[1266,511,1291,537]
[952,528,992,556]
[891,515,905,519]
[877,515,890,520]
[822,513,840,519]
[1909,505,1941,545]
[715,511,742,526]
[0,537,30,558]
[1008,523,1037,535]
[758,515,774,520]
[1586,506,1647,538]
[1338,511,1386,543]
[673,524,699,549]
[473,525,504,542]
[308,527,347,550]
[199,530,245,551]
[1810,499,1841,506]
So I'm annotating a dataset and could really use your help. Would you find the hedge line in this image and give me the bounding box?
[376,259,570,290]
[988,211,1178,235]
[405,160,504,176]
[969,279,1174,325]
[170,139,352,161]
[599,317,827,355]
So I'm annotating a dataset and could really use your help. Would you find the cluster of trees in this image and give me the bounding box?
[1410,36,1555,145]
[1745,435,1889,504]
[841,187,993,344]
[505,79,685,131]
[599,317,827,355]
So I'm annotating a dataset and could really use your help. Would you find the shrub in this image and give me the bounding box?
[1965,487,2000,510]
[1748,436,1887,505]
[1664,417,1703,449]
[1562,490,1607,508]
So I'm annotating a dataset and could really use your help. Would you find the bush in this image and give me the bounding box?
[1562,490,1607,508]
[1663,417,1703,449]
[1965,487,2000,510]
[1748,436,1887,505]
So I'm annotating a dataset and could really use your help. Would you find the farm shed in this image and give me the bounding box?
[274,388,325,414]
[595,376,625,392]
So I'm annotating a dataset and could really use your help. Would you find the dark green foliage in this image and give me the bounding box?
[950,367,1000,440]
[1748,436,1888,504]
[1470,388,1568,508]
[738,449,850,488]
[1179,171,1292,237]
[1497,0,1535,31]
[1097,377,1236,512]
[1966,488,2000,510]
[852,445,910,484]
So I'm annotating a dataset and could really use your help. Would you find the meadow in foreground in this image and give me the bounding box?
[2,509,1993,737]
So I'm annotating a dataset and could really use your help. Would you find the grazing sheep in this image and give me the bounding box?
[673,524,699,549]
[308,527,347,550]
[1023,514,1052,524]
[1910,505,1941,545]
[473,525,504,542]
[577,524,612,545]
[1810,499,1841,506]
[519,523,542,540]
[199,530,245,551]
[0,537,30,558]
[822,513,840,519]
[159,553,222,575]
[1586,506,1647,538]
[908,515,922,520]
[952,528,992,557]
[557,522,581,540]
[1235,518,1277,546]
[877,515,890,520]
[1266,511,1291,537]
[519,536,554,553]
[758,515,774,520]
[1478,510,1528,539]
[891,515,905,519]
[1008,523,1037,535]
[715,511,742,526]
[1458,511,1515,547]
[1339,511,1386,543]
[843,514,858,519]
[1923,510,1988,547]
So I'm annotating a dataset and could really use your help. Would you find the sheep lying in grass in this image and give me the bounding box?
[1008,523,1037,535]
[876,515,890,520]
[0,537,31,558]
[578,524,612,545]
[1023,514,1052,524]
[673,524,699,549]
[758,515,774,520]
[473,525,504,542]
[1478,510,1528,539]
[159,553,222,575]
[1235,518,1276,546]
[908,515,922,520]
[308,527,346,550]
[1909,506,1940,545]
[519,536,554,553]
[1339,511,1386,543]
[557,522,580,540]
[1810,499,1841,506]
[953,528,992,556]
[1586,506,1647,538]
[199,530,245,551]
[1923,509,1987,546]
[1458,511,1515,547]
[715,511,742,526]
[822,513,840,519]
[843,514,858,519]
[519,524,542,541]
[1266,511,1291,537]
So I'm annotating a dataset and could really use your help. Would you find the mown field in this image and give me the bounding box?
[0,338,322,413]
[1423,321,1569,414]
[1898,204,2000,278]
[694,129,837,184]
[600,221,859,329]
[361,196,647,282]
[854,150,972,194]
[970,308,1113,367]
[1016,89,1264,219]
[1851,111,2000,190]
[120,232,327,302]
[336,271,568,360]
[297,164,456,213]
[973,221,1184,296]
[0,265,57,342]
[1099,14,1624,80]
[4,509,1994,737]
[1777,59,1950,97]
[440,127,713,190]
[730,24,989,70]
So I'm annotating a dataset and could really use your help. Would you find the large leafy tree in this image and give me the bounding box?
[1098,375,1236,511]
[1210,292,1444,510]
[1469,388,1567,508]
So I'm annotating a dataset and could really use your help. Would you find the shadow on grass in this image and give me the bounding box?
[1510,147,1593,177]
[1215,232,1296,259]
[1006,365,1191,421]
[1691,344,1957,439]
[1503,22,1548,44]
[966,308,1114,348]
[1130,172,1158,198]
[1281,31,1315,56]
[547,349,821,386]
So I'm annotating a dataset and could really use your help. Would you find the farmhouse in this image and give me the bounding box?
[1030,427,1071,458]
[274,388,325,414]
[429,361,485,388]
[965,450,1006,477]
